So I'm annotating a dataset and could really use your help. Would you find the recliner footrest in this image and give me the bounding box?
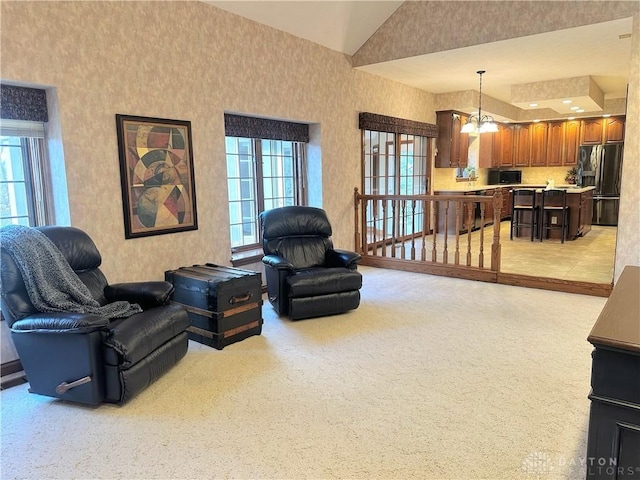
[103,304,190,368]
[289,291,361,321]
[287,268,362,298]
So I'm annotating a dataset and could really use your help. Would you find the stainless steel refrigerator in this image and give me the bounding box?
[577,143,623,226]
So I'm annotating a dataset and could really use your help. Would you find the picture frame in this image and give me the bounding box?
[115,114,198,239]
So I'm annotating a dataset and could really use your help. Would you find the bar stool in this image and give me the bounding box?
[510,189,538,241]
[540,189,569,243]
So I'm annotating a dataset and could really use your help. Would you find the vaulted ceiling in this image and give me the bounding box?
[205,1,637,121]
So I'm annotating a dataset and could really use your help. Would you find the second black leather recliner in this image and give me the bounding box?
[259,206,362,320]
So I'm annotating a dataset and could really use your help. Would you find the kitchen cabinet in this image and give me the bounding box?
[563,120,580,166]
[480,124,516,168]
[435,110,469,168]
[513,124,531,167]
[546,121,564,166]
[547,120,580,167]
[498,124,514,167]
[578,188,593,237]
[478,132,497,168]
[501,188,512,220]
[604,116,625,143]
[482,188,495,223]
[510,187,594,240]
[530,122,548,167]
[434,188,510,235]
[478,187,512,224]
[433,190,476,234]
[580,118,604,145]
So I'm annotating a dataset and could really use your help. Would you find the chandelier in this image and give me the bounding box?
[461,70,499,134]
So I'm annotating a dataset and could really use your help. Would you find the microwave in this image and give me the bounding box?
[488,169,522,185]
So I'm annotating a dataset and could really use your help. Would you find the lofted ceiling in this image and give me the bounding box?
[206,1,404,55]
[204,1,635,119]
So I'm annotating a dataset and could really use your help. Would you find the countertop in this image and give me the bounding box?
[433,184,596,194]
[587,266,640,353]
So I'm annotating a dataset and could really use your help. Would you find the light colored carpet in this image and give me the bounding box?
[0,266,607,480]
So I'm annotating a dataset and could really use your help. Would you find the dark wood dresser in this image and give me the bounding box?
[586,265,640,478]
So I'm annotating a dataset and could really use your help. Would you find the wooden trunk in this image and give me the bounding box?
[165,264,263,350]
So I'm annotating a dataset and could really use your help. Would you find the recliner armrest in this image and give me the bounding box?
[262,255,295,271]
[325,249,361,269]
[10,312,109,334]
[105,281,174,309]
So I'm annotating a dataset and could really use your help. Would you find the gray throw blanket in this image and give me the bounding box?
[1,225,142,319]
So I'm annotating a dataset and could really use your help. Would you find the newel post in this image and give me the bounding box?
[491,189,503,272]
[354,187,361,253]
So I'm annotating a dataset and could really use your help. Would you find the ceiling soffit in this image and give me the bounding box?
[511,76,604,115]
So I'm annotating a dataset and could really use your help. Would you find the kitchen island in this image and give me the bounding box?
[433,184,595,240]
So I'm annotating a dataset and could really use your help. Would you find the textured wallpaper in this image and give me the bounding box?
[614,12,640,280]
[352,1,639,67]
[0,2,637,285]
[0,1,435,283]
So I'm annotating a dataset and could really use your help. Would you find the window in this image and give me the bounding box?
[226,136,305,250]
[0,120,50,226]
[362,129,430,238]
[359,112,437,242]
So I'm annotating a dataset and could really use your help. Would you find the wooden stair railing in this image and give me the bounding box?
[353,188,503,282]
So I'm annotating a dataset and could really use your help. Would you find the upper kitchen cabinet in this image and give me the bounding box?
[547,120,580,166]
[514,124,531,167]
[479,124,514,168]
[498,124,514,167]
[546,122,564,166]
[563,120,580,166]
[604,116,625,143]
[478,131,498,168]
[435,110,469,168]
[530,122,548,167]
[580,118,604,145]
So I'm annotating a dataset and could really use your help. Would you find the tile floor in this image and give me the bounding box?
[370,221,617,285]
[500,222,616,284]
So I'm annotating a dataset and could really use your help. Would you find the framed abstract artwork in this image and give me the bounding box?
[115,114,198,239]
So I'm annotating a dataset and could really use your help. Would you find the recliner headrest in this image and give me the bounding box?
[37,226,102,272]
[260,206,332,240]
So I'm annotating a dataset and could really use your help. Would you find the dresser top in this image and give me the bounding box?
[588,266,640,353]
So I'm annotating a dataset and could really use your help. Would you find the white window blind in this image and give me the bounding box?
[0,119,45,139]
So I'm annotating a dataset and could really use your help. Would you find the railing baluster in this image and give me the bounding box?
[362,199,369,255]
[352,189,503,276]
[466,199,474,266]
[421,199,427,262]
[479,202,486,268]
[391,200,397,258]
[410,200,416,260]
[381,200,387,257]
[491,190,503,272]
[372,199,378,256]
[400,200,406,260]
[443,201,449,264]
[354,187,361,253]
[455,201,462,265]
[431,199,438,262]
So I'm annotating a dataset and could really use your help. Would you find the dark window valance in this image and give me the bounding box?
[359,112,437,138]
[1,85,48,122]
[224,114,309,143]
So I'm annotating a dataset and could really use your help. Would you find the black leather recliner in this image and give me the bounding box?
[0,226,190,405]
[259,206,362,320]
